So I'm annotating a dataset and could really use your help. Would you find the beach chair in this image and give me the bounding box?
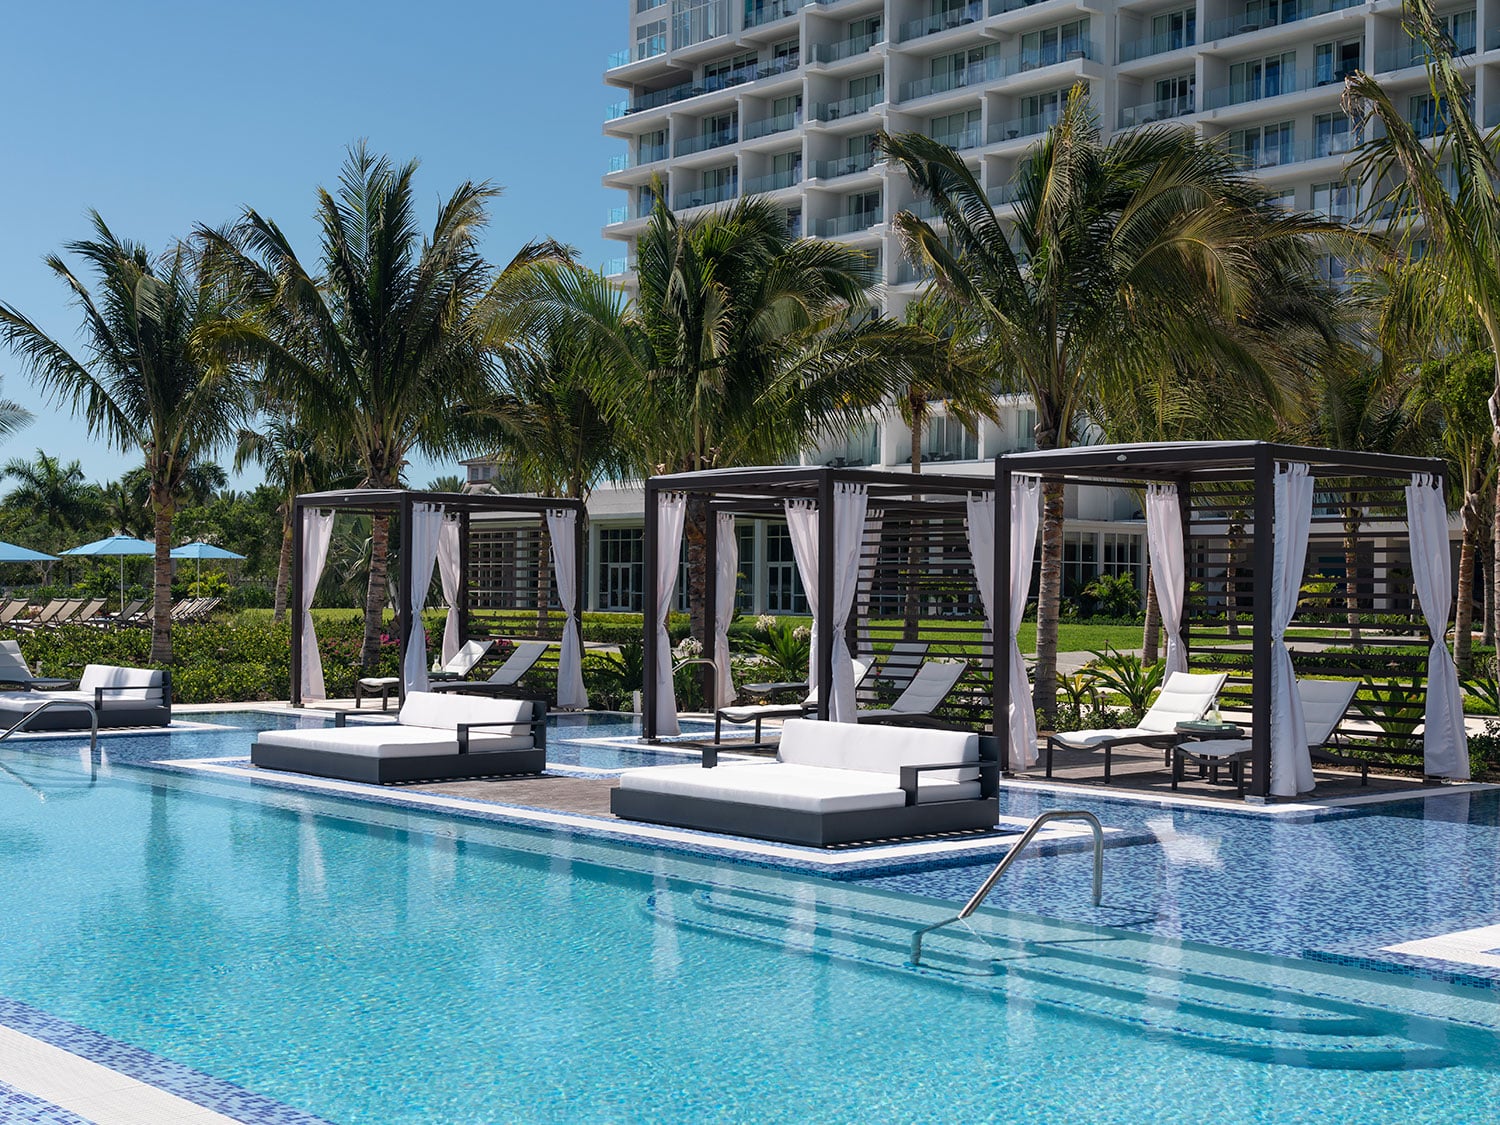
[856,659,969,726]
[106,598,146,626]
[874,641,930,693]
[1172,678,1363,796]
[21,599,68,630]
[42,599,86,628]
[428,640,550,698]
[71,598,108,626]
[1045,671,1227,783]
[355,639,497,709]
[0,600,30,627]
[714,658,873,745]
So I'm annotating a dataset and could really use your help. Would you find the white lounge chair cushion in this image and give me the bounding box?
[719,702,807,723]
[777,718,979,782]
[77,664,165,702]
[1051,724,1158,750]
[358,676,400,689]
[1179,738,1251,759]
[616,761,979,813]
[882,660,966,715]
[1298,679,1357,745]
[256,725,533,758]
[1136,671,1226,733]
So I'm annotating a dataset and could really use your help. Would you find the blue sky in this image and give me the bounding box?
[0,0,621,489]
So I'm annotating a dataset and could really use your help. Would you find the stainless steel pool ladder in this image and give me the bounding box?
[910,810,1104,966]
[0,699,98,752]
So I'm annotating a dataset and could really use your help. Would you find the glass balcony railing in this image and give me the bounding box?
[674,181,738,209]
[931,125,983,151]
[1226,135,1355,170]
[608,205,628,225]
[602,257,628,277]
[1116,94,1196,128]
[606,198,656,225]
[607,144,670,173]
[605,56,802,121]
[608,154,629,173]
[899,2,986,43]
[900,57,1005,101]
[1489,26,1500,51]
[675,127,739,156]
[812,90,882,120]
[1375,32,1478,73]
[1204,67,1331,111]
[743,168,803,194]
[743,109,803,139]
[745,0,803,26]
[1202,0,1361,44]
[811,149,880,178]
[1119,30,1196,63]
[987,183,1022,206]
[817,209,883,237]
[988,106,1063,143]
[608,49,631,69]
[813,31,883,64]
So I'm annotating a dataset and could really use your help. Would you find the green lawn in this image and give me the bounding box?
[1018,622,1142,655]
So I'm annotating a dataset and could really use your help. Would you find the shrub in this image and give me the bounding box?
[1086,646,1165,722]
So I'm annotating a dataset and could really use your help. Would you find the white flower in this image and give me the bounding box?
[674,636,703,659]
[792,625,811,643]
[755,614,776,632]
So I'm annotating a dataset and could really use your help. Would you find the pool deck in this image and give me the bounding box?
[418,772,621,816]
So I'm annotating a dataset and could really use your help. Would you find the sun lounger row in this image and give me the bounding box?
[0,595,218,630]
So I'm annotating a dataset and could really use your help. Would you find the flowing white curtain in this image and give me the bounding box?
[299,508,336,701]
[713,513,737,709]
[1146,484,1188,678]
[1270,463,1315,797]
[828,484,869,722]
[1407,473,1469,779]
[653,493,687,735]
[1005,477,1042,768]
[402,504,446,694]
[855,509,884,657]
[437,515,462,665]
[547,508,589,710]
[784,499,821,699]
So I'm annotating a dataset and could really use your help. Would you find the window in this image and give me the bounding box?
[703,51,756,89]
[735,525,756,611]
[849,15,882,40]
[1020,19,1091,68]
[785,207,803,238]
[766,525,808,613]
[1239,0,1298,29]
[771,37,800,72]
[1101,533,1144,593]
[637,129,668,165]
[772,93,802,120]
[636,18,667,59]
[1228,121,1293,168]
[848,72,883,102]
[1312,181,1354,222]
[704,110,736,140]
[1314,39,1362,85]
[1062,531,1099,598]
[703,164,738,202]
[772,149,802,179]
[1313,112,1350,157]
[846,131,879,158]
[1228,52,1297,102]
[1440,10,1477,53]
[1150,7,1196,51]
[597,528,644,611]
[845,188,882,221]
[1022,87,1075,128]
[922,413,978,462]
[1266,187,1296,209]
[1154,74,1195,113]
[929,108,980,149]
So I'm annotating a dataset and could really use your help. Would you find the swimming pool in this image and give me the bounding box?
[2,735,1500,1123]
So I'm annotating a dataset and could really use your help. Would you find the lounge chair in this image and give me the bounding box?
[104,598,146,627]
[428,640,549,698]
[1173,678,1362,796]
[21,599,65,629]
[251,691,547,784]
[0,664,171,730]
[355,639,498,709]
[0,600,30,627]
[714,658,873,745]
[24,599,81,630]
[856,659,968,726]
[874,641,929,693]
[72,598,108,626]
[0,640,35,686]
[1045,671,1227,783]
[612,717,1000,847]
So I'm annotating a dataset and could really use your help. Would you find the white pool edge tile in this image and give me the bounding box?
[1383,924,1500,969]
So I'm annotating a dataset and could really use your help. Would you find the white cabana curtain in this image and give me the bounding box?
[965,490,996,647]
[828,484,869,722]
[1145,484,1188,678]
[855,510,884,657]
[547,508,589,711]
[1270,463,1315,797]
[436,515,462,665]
[299,508,336,702]
[1004,477,1042,768]
[713,513,737,709]
[402,504,446,694]
[784,500,821,700]
[653,493,688,735]
[1407,473,1469,779]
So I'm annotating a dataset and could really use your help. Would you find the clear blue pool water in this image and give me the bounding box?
[2,718,1500,1122]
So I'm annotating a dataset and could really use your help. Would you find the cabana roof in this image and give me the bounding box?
[651,464,990,498]
[294,489,583,515]
[1000,441,1444,483]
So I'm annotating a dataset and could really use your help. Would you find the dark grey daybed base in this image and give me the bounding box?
[248,742,546,785]
[608,788,999,847]
[0,695,171,731]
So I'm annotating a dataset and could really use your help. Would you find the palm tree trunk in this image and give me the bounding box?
[272,508,293,624]
[150,493,175,664]
[1485,514,1496,648]
[1456,513,1477,676]
[1225,520,1243,639]
[1142,566,1161,664]
[1034,481,1066,721]
[903,396,924,643]
[536,521,552,636]
[361,513,391,671]
[684,495,711,701]
[1344,503,1361,646]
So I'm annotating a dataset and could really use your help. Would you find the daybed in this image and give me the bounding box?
[0,664,172,730]
[252,690,546,784]
[611,717,999,847]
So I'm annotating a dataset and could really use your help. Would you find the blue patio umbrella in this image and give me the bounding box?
[63,535,158,611]
[170,541,246,585]
[0,541,56,563]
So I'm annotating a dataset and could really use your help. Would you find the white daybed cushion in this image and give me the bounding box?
[778,718,979,782]
[0,691,84,713]
[616,761,979,813]
[256,725,532,759]
[77,665,165,702]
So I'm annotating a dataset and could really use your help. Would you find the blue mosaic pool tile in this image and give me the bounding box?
[0,997,335,1125]
[0,1083,90,1125]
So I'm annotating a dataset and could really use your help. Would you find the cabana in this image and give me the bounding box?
[290,490,587,710]
[641,466,997,740]
[995,442,1468,800]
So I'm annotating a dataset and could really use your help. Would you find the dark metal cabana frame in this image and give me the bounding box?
[995,441,1447,798]
[642,465,994,740]
[290,489,586,708]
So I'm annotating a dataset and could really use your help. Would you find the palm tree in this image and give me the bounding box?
[236,412,355,622]
[1,449,99,544]
[883,87,1344,715]
[202,144,510,668]
[1344,0,1500,657]
[0,214,248,661]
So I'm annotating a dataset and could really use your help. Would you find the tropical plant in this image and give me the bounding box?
[1344,0,1500,665]
[202,145,517,668]
[0,214,249,660]
[1464,655,1500,715]
[1086,646,1167,723]
[427,474,465,494]
[883,86,1345,716]
[1081,573,1142,620]
[1,449,100,544]
[1355,676,1427,751]
[743,619,812,682]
